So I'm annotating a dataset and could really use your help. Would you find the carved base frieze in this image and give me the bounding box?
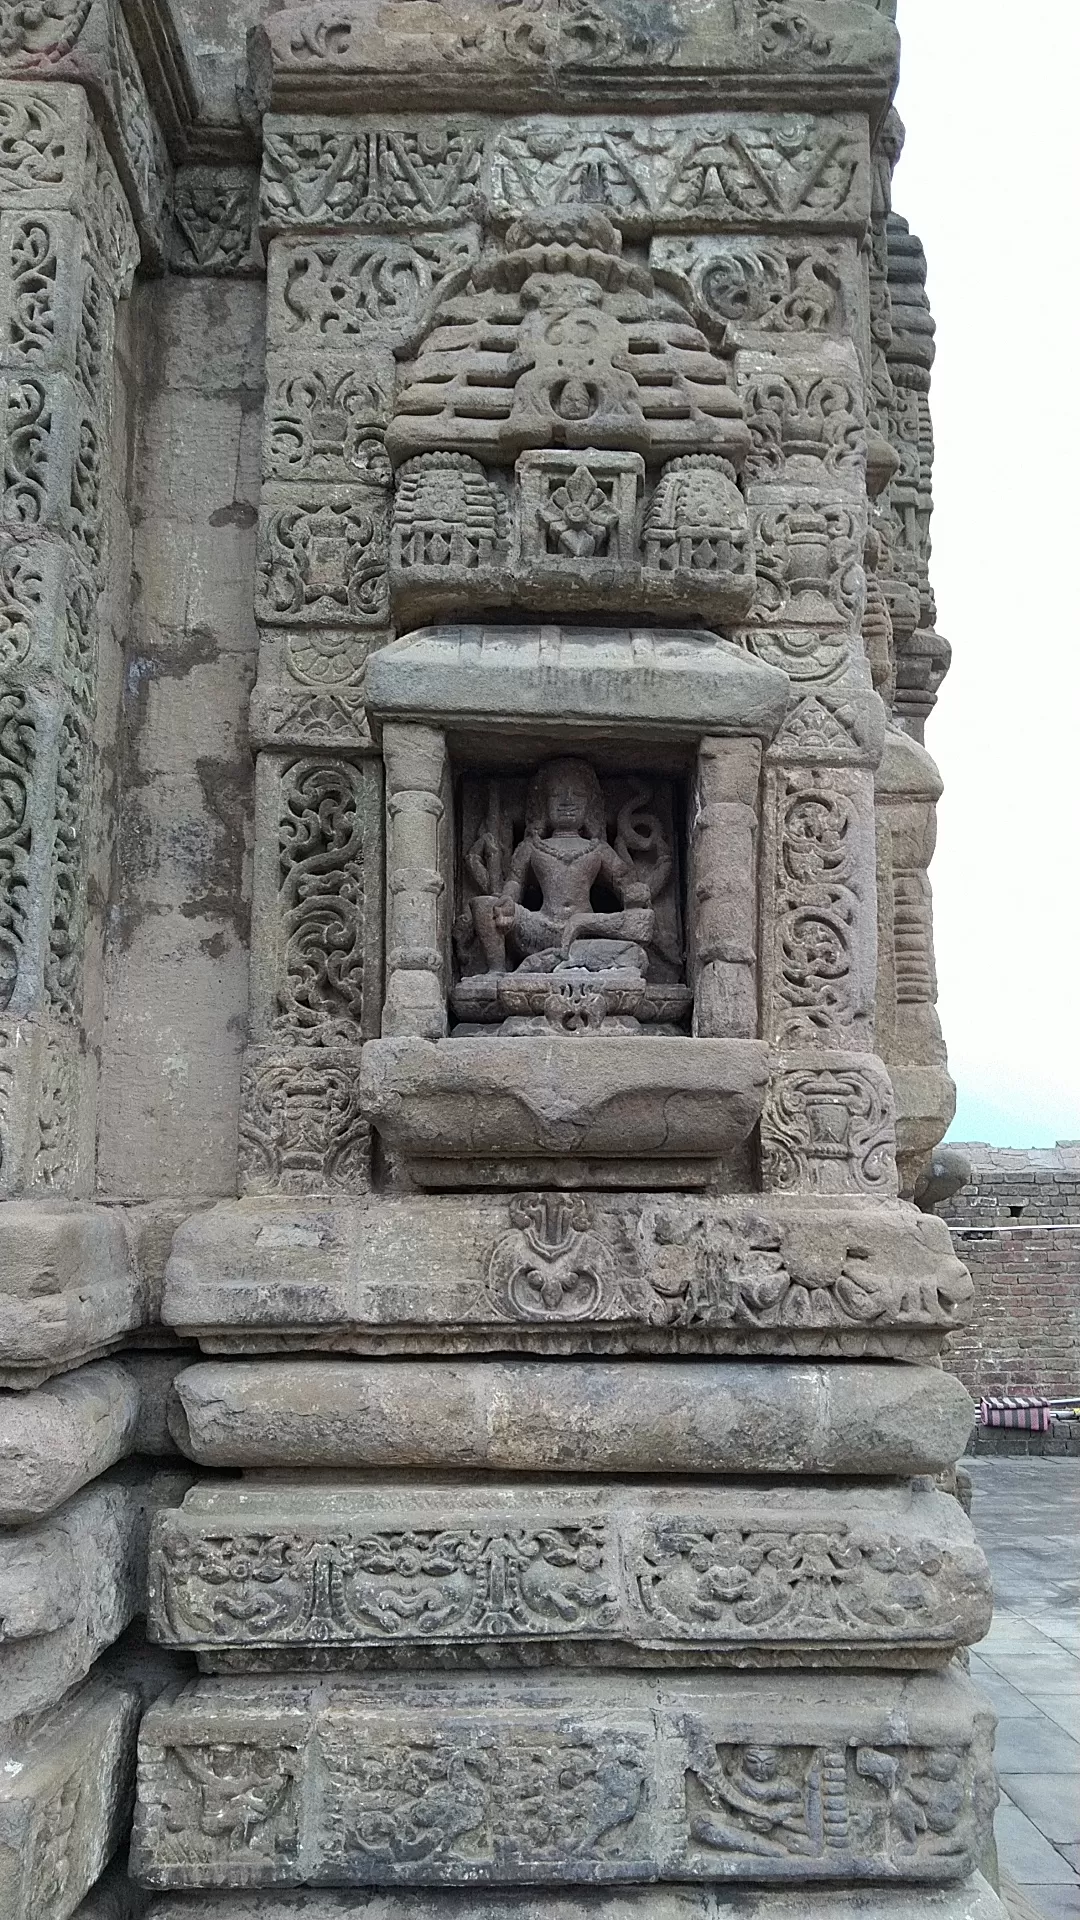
[163,1193,973,1362]
[169,1357,976,1479]
[148,1478,991,1671]
[130,1667,994,1891]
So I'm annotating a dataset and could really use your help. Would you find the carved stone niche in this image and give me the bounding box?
[360,622,789,1187]
[453,761,688,1037]
[386,211,756,627]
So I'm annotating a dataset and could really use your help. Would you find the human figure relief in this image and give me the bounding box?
[469,757,661,977]
[689,1743,819,1858]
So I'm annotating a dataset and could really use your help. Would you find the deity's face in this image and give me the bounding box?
[546,767,593,834]
[743,1748,780,1781]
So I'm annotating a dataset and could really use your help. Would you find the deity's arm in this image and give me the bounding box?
[600,840,651,908]
[500,837,534,904]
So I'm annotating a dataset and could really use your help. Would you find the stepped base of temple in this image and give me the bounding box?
[141,1882,1012,1920]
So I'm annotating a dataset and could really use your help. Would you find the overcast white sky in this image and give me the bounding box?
[890,2,1080,1146]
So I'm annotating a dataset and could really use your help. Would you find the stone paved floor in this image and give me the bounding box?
[966,1456,1080,1919]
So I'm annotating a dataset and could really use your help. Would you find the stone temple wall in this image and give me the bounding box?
[940,1146,1080,1400]
[0,5,1010,1919]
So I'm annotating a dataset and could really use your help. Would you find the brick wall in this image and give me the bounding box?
[940,1145,1080,1399]
[943,1144,1080,1227]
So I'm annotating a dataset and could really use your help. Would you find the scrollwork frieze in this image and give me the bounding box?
[650,234,857,342]
[261,120,484,233]
[266,231,479,354]
[0,82,138,301]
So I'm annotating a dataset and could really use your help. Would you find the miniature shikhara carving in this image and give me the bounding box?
[385,208,755,622]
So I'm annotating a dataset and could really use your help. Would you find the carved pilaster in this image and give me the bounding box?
[867,110,948,743]
[249,751,383,1053]
[0,0,172,264]
[689,736,760,1039]
[0,81,136,1196]
[876,726,955,1197]
[381,722,450,1041]
[724,321,894,1195]
[240,752,382,1196]
[884,214,949,739]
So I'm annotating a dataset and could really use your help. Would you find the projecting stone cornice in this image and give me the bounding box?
[248,0,899,120]
[365,625,791,742]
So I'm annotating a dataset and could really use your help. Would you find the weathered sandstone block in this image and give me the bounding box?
[0,1673,140,1920]
[0,1465,191,1728]
[163,1194,973,1361]
[0,1359,139,1525]
[125,1354,199,1459]
[144,1886,1011,1920]
[170,1359,976,1477]
[131,1668,995,1891]
[358,1036,771,1187]
[148,1478,991,1670]
[365,626,790,739]
[0,1204,148,1390]
[0,1352,184,1524]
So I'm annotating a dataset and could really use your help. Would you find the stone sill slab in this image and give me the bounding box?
[365,628,789,742]
[358,1035,769,1186]
[169,1357,976,1478]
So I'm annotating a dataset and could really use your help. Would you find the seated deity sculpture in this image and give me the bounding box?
[452,756,689,1036]
[469,757,658,978]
